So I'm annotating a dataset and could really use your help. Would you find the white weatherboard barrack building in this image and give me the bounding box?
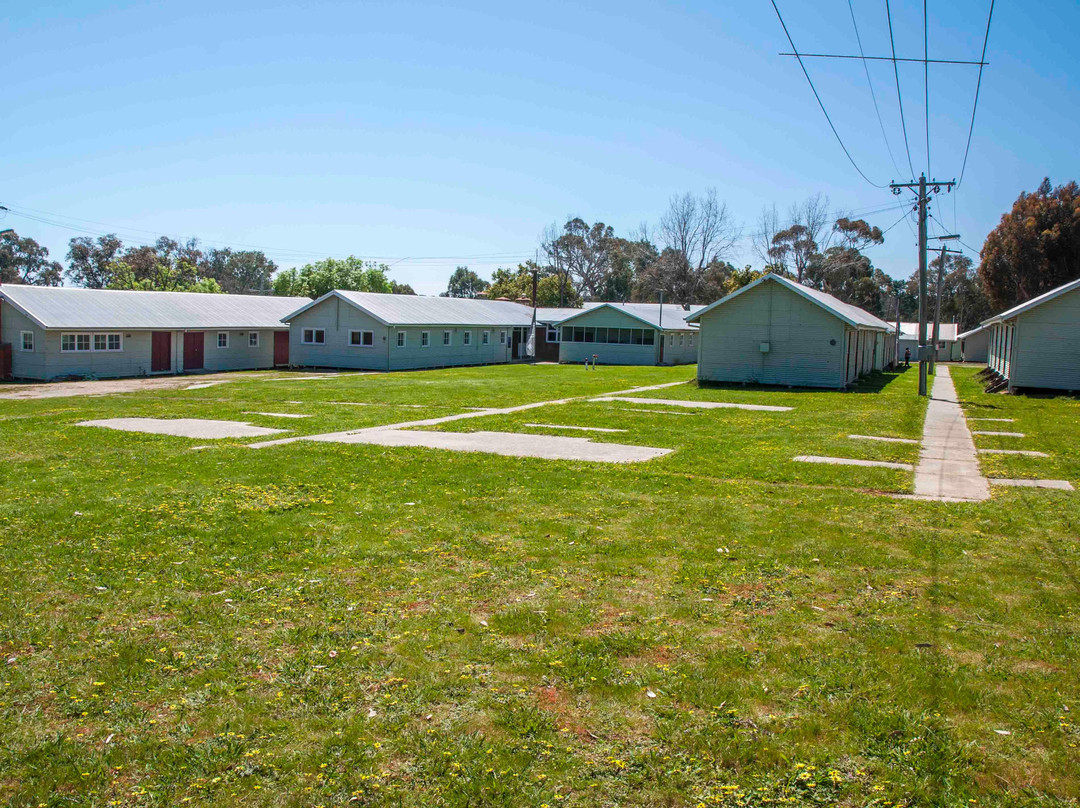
[0,286,308,380]
[686,273,896,389]
[550,302,703,366]
[983,276,1080,392]
[898,321,961,362]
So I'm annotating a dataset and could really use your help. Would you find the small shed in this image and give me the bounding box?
[685,273,895,389]
[956,323,991,363]
[0,285,307,380]
[984,276,1080,392]
[897,322,961,362]
[551,302,702,365]
[281,291,535,371]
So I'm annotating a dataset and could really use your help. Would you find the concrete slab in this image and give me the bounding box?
[186,382,227,390]
[242,411,311,419]
[622,408,696,415]
[794,455,914,471]
[990,478,1074,491]
[590,396,792,412]
[848,434,919,444]
[524,423,628,433]
[913,366,990,502]
[979,449,1049,457]
[972,431,1025,437]
[310,429,671,463]
[78,418,286,439]
[969,417,1015,422]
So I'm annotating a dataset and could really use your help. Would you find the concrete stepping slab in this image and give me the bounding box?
[969,417,1015,422]
[591,396,792,412]
[524,423,628,433]
[186,382,227,390]
[848,434,919,444]
[794,455,914,471]
[972,431,1025,437]
[242,411,311,419]
[989,478,1074,491]
[78,418,286,439]
[308,429,671,463]
[979,449,1049,457]
[622,408,696,415]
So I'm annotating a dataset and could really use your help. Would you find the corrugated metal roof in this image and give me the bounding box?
[0,285,309,330]
[555,302,703,331]
[899,322,959,341]
[534,303,604,323]
[956,323,990,340]
[686,273,892,331]
[284,290,537,326]
[981,276,1080,325]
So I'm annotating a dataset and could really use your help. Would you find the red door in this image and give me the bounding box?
[183,332,204,371]
[274,331,289,366]
[151,331,172,372]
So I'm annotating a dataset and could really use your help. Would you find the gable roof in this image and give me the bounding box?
[684,273,892,331]
[534,303,604,323]
[554,302,703,331]
[0,285,309,330]
[956,323,991,340]
[981,277,1080,325]
[282,290,536,327]
[899,322,959,341]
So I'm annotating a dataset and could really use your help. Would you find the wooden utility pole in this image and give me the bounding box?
[890,175,955,395]
[928,238,962,373]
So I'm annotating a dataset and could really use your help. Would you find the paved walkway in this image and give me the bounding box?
[913,366,990,502]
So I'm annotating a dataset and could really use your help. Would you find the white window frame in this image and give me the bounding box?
[421,330,430,348]
[396,331,406,348]
[547,327,558,343]
[688,334,694,347]
[349,330,374,348]
[20,331,35,352]
[301,328,325,345]
[463,331,472,346]
[443,330,451,346]
[482,330,490,345]
[679,334,684,347]
[499,330,506,345]
[249,332,260,348]
[217,332,230,349]
[61,332,94,353]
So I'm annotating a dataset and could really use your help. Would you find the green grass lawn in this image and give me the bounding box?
[0,363,1077,807]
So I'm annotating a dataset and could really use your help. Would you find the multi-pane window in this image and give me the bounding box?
[217,332,229,349]
[20,331,34,351]
[62,333,94,352]
[482,330,490,345]
[558,327,655,346]
[249,332,260,347]
[421,331,430,347]
[547,327,558,343]
[463,331,472,346]
[350,330,374,347]
[302,328,325,344]
[396,331,406,348]
[443,331,451,345]
[499,331,506,345]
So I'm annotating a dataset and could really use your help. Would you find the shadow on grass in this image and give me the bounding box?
[696,369,907,395]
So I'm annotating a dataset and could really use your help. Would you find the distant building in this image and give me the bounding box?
[686,273,896,389]
[282,291,535,371]
[984,277,1080,392]
[898,321,961,362]
[550,302,703,366]
[956,323,991,363]
[0,285,307,381]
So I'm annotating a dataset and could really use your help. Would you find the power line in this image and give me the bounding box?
[777,52,986,66]
[885,0,917,179]
[847,0,904,177]
[769,0,889,188]
[957,0,995,187]
[924,0,930,178]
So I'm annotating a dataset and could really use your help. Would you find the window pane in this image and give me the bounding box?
[316,330,325,344]
[631,330,643,345]
[643,330,655,345]
[62,335,74,351]
[94,334,108,350]
[595,328,606,344]
[363,331,373,346]
[443,331,450,345]
[76,334,91,351]
[584,327,595,343]
[109,334,122,350]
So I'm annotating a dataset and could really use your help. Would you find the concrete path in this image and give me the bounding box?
[590,396,793,412]
[913,366,990,501]
[524,423,628,433]
[990,478,1074,491]
[848,434,919,444]
[795,454,913,471]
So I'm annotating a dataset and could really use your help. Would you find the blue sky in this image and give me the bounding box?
[3,1,1077,295]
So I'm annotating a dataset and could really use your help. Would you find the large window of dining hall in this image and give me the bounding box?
[558,326,655,345]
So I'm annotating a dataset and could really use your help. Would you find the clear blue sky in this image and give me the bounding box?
[3,1,1077,294]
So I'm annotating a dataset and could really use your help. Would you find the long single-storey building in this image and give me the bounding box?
[551,302,703,365]
[984,276,1080,392]
[685,273,896,388]
[956,323,991,363]
[0,285,308,381]
[282,290,536,371]
[898,321,961,362]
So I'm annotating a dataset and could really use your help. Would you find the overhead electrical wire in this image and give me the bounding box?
[848,0,904,177]
[769,0,889,188]
[885,0,917,179]
[924,0,930,178]
[957,0,995,187]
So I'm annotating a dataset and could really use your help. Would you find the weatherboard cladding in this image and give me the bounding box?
[0,286,309,330]
[1005,284,1080,390]
[899,322,959,342]
[982,277,1080,325]
[556,302,702,332]
[286,290,536,327]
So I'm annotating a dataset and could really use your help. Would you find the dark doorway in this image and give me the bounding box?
[511,329,522,360]
[659,334,665,364]
[274,331,289,366]
[183,332,204,371]
[151,331,171,373]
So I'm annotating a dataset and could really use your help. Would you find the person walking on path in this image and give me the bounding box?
[904,347,911,368]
